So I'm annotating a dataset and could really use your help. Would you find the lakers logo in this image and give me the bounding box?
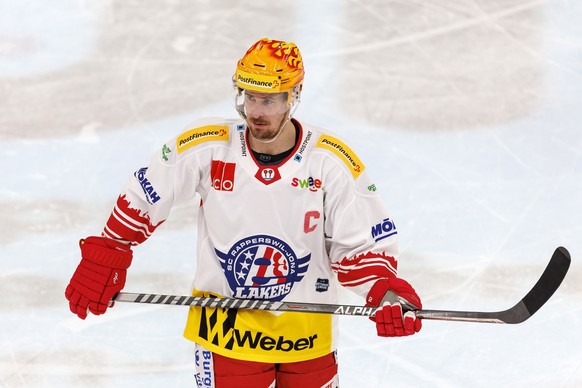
[215,235,310,301]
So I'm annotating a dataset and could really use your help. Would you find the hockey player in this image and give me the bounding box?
[65,37,422,388]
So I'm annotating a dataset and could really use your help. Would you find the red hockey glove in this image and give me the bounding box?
[65,236,133,319]
[366,277,422,337]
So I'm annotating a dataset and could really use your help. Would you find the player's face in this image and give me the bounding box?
[243,91,289,141]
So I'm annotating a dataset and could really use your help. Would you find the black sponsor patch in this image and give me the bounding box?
[315,278,329,292]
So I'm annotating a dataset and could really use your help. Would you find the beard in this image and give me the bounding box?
[248,116,287,142]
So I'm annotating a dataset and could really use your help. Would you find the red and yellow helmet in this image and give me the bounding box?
[235,38,304,95]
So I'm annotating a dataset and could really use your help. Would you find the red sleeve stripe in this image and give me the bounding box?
[331,258,397,275]
[111,205,155,238]
[331,252,398,288]
[101,195,162,245]
[103,216,149,244]
[336,265,395,285]
[101,226,131,244]
[338,274,382,288]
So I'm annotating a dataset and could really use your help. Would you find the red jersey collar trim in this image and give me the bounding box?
[247,119,303,185]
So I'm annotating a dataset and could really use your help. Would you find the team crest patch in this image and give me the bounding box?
[215,235,310,301]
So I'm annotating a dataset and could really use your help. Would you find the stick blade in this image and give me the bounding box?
[416,247,571,324]
[505,246,571,323]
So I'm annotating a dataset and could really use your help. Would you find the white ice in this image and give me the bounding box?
[1,0,581,387]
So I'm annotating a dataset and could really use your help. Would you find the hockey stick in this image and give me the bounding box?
[415,246,570,323]
[114,246,570,324]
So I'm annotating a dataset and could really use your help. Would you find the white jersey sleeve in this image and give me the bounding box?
[101,118,227,244]
[312,133,399,298]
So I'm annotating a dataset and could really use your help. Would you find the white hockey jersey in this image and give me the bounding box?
[102,118,400,363]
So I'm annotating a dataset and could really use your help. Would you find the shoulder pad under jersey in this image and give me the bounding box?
[176,122,231,154]
[314,133,366,179]
[159,118,238,163]
[157,118,238,164]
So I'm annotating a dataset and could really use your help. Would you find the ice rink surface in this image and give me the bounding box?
[1,0,581,387]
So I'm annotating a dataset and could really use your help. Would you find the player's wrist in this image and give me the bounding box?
[80,236,133,269]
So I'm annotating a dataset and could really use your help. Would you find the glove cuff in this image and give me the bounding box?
[365,277,422,309]
[366,278,392,307]
[80,236,133,269]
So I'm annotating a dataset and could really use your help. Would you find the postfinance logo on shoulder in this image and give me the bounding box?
[176,125,229,154]
[316,135,365,179]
